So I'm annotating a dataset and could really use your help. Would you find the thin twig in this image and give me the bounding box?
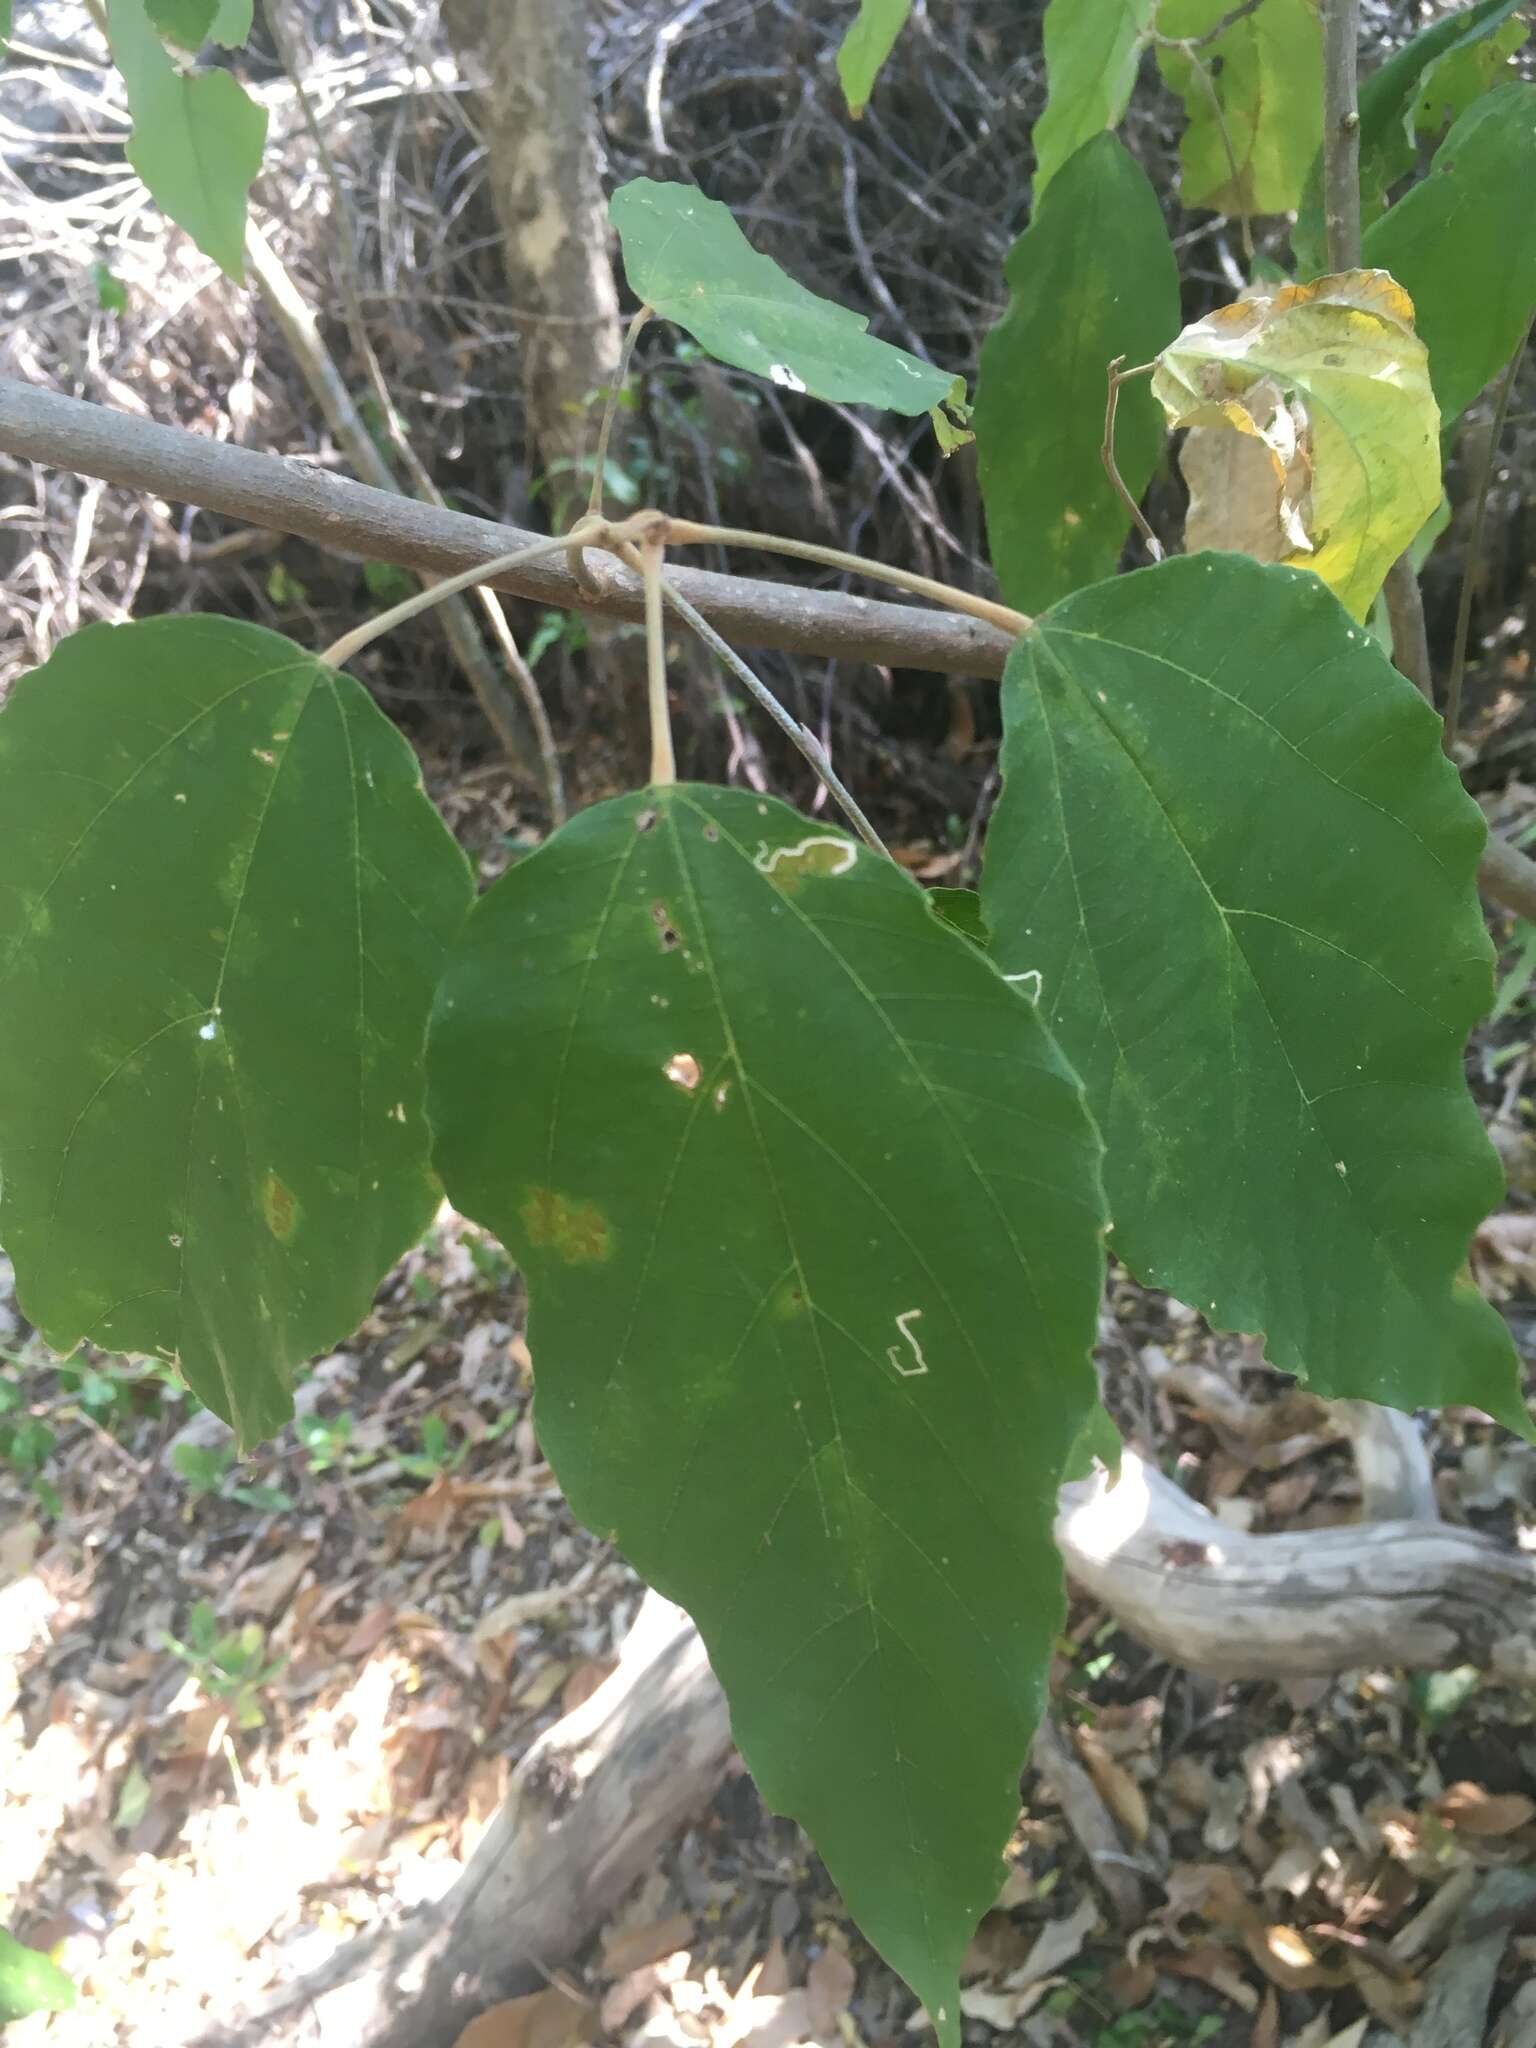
[1101,358,1164,560]
[1153,33,1255,262]
[650,570,888,856]
[1183,0,1266,50]
[587,305,652,520]
[321,532,591,670]
[1445,322,1532,755]
[661,517,1029,637]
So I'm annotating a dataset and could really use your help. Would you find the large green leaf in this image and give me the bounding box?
[1155,0,1322,216]
[145,0,250,44]
[1032,0,1158,197]
[982,554,1525,1434]
[836,0,912,116]
[1363,83,1536,429]
[609,179,954,415]
[1293,0,1525,270]
[106,0,265,280]
[0,617,472,1445]
[0,1931,75,2022]
[428,785,1106,2043]
[976,134,1179,615]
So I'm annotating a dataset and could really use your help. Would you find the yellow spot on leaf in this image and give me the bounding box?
[521,1187,612,1264]
[261,1171,300,1241]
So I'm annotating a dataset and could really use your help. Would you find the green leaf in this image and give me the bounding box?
[106,0,266,281]
[0,1,13,45]
[976,134,1180,615]
[836,0,912,117]
[1152,270,1441,621]
[1062,1400,1122,1482]
[1155,0,1322,216]
[208,0,252,42]
[1032,0,1158,198]
[91,259,128,313]
[0,1930,75,2022]
[982,554,1526,1434]
[1411,16,1527,139]
[0,616,472,1446]
[428,785,1106,2043]
[927,887,989,950]
[145,0,216,45]
[1293,0,1526,269]
[610,180,953,415]
[1362,83,1536,429]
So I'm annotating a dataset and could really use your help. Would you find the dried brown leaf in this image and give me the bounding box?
[1435,1782,1536,1837]
[600,1911,696,1979]
[453,1986,589,2048]
[805,1943,856,2032]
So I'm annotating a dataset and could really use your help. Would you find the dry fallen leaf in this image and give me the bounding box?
[1434,1782,1536,1837]
[805,1943,857,2033]
[452,1986,588,2048]
[600,1911,696,1978]
[1073,1725,1150,1845]
[1242,1921,1350,1993]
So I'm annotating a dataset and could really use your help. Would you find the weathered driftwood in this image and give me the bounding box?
[196,1593,732,2048]
[1056,1448,1536,1684]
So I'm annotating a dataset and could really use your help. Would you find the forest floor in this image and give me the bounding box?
[5,771,1536,2048]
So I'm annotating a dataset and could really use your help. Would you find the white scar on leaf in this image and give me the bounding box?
[754,835,858,880]
[888,1308,928,1378]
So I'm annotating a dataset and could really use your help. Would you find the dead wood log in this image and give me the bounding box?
[195,1592,732,2048]
[1055,1448,1536,1683]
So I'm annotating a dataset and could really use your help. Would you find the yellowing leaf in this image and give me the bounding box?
[1156,0,1322,216]
[1152,270,1440,620]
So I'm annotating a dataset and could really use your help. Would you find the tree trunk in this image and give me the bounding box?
[441,0,652,776]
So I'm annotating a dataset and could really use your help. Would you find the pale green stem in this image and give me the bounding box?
[642,535,677,785]
[320,532,589,669]
[662,518,1029,638]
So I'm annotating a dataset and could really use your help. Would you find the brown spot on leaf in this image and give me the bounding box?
[635,807,658,833]
[521,1187,612,1264]
[651,901,682,951]
[664,1052,701,1092]
[261,1171,300,1241]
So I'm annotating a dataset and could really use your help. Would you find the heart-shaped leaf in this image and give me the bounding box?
[0,617,472,1444]
[428,785,1106,2044]
[610,179,954,414]
[982,553,1525,1434]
